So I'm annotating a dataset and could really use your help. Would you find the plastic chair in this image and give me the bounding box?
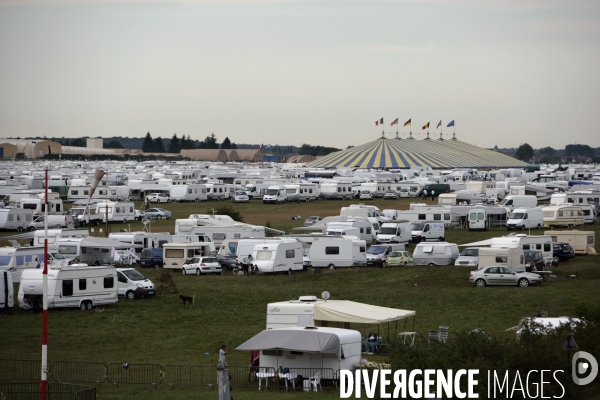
[428,330,439,344]
[438,326,449,343]
[310,372,321,391]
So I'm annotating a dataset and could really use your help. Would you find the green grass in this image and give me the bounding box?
[1,198,599,399]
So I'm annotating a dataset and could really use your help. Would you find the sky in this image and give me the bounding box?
[1,0,599,151]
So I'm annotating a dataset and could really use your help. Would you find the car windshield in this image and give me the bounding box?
[202,257,217,263]
[510,212,525,219]
[460,248,478,257]
[361,191,371,194]
[235,191,246,195]
[379,227,397,234]
[412,223,425,231]
[367,245,387,255]
[121,269,146,281]
[265,189,279,195]
[50,252,65,259]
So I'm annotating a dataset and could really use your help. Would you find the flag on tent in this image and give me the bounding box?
[375,118,383,126]
[375,120,379,126]
[447,120,455,127]
[422,122,430,130]
[391,118,398,126]
[437,120,442,128]
[404,119,411,126]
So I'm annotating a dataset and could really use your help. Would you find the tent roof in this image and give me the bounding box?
[313,300,415,324]
[236,327,360,357]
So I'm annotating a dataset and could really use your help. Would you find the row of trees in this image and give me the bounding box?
[141,132,238,153]
[513,143,598,163]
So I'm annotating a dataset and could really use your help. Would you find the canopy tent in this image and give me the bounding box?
[77,237,132,249]
[459,239,494,247]
[313,300,415,324]
[236,327,347,357]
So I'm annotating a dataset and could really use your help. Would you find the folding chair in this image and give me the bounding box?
[438,326,449,343]
[428,330,439,344]
[310,372,321,392]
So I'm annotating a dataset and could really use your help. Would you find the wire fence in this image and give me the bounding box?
[0,382,95,400]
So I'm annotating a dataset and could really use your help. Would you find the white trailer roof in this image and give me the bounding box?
[313,300,415,324]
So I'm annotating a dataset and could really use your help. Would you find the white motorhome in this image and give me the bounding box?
[93,201,135,223]
[550,192,600,207]
[541,205,584,228]
[499,195,537,211]
[109,232,172,256]
[205,183,229,200]
[169,184,207,202]
[412,242,459,266]
[18,265,118,310]
[326,226,361,238]
[298,182,320,201]
[320,181,353,200]
[375,221,412,245]
[308,237,367,268]
[1,270,14,310]
[544,230,596,255]
[478,247,525,270]
[397,207,451,225]
[251,241,304,274]
[162,242,211,270]
[507,208,544,230]
[0,208,33,231]
[263,185,288,204]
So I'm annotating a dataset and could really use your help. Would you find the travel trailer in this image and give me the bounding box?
[544,230,596,255]
[18,265,118,310]
[189,224,266,247]
[397,207,451,225]
[326,220,373,242]
[28,214,75,231]
[320,182,353,200]
[169,184,207,202]
[108,232,172,256]
[93,201,135,223]
[161,242,212,270]
[463,234,554,265]
[0,247,45,282]
[0,208,33,231]
[412,242,459,266]
[250,241,304,274]
[19,195,64,217]
[309,237,367,268]
[478,247,525,270]
[506,208,544,231]
[541,205,585,228]
[53,237,131,266]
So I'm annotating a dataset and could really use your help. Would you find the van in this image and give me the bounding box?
[0,208,33,231]
[250,242,304,274]
[411,222,445,243]
[376,222,412,245]
[467,208,488,231]
[116,268,156,299]
[139,248,164,269]
[499,195,537,211]
[366,243,406,267]
[0,270,13,311]
[413,242,459,266]
[28,214,74,231]
[507,208,544,230]
[262,186,287,204]
[542,205,585,228]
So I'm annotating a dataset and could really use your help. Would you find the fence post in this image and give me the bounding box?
[217,360,231,400]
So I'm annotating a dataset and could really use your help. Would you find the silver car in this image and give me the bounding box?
[469,266,543,287]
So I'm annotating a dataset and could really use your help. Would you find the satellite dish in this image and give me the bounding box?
[321,291,330,301]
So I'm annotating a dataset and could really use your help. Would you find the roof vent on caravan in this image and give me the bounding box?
[304,326,318,330]
[298,295,318,302]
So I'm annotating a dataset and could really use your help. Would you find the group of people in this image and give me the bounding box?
[240,254,258,275]
[422,189,436,201]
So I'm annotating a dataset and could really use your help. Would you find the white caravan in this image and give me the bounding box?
[0,208,33,231]
[235,238,298,266]
[54,237,131,266]
[376,222,412,245]
[320,181,353,200]
[205,183,229,200]
[251,241,304,274]
[169,184,207,202]
[0,246,46,282]
[20,196,64,217]
[189,224,266,247]
[162,242,211,270]
[541,205,585,228]
[326,220,373,242]
[463,234,554,265]
[397,207,452,225]
[109,232,172,256]
[412,242,459,266]
[18,265,118,310]
[308,237,367,268]
[478,247,525,270]
[93,201,135,223]
[506,208,544,230]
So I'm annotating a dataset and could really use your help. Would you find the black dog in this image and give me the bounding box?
[180,295,193,305]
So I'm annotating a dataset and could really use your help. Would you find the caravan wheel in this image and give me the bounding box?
[287,269,292,275]
[17,227,23,232]
[80,302,87,311]
[86,301,93,310]
[329,264,335,270]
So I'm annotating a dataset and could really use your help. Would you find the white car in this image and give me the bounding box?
[182,257,222,275]
[359,191,373,200]
[134,210,146,221]
[232,191,250,203]
[146,193,171,203]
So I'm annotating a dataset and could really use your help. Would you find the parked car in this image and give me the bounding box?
[182,256,222,275]
[140,248,163,269]
[469,266,543,287]
[524,250,545,272]
[385,251,413,266]
[552,242,575,263]
[217,254,237,271]
[147,193,171,203]
[359,191,373,200]
[134,210,146,221]
[144,208,172,219]
[383,190,398,200]
[232,191,250,203]
[304,216,323,226]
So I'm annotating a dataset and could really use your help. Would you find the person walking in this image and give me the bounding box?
[431,190,435,201]
[422,189,428,200]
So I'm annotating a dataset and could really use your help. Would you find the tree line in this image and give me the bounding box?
[510,143,599,164]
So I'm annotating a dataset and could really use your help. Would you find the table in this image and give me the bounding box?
[257,372,298,391]
[399,332,417,348]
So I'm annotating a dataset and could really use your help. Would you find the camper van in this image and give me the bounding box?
[507,208,544,231]
[411,222,445,243]
[162,242,211,270]
[499,195,537,211]
[544,230,596,255]
[18,265,118,310]
[93,201,135,223]
[1,270,13,310]
[116,268,156,299]
[309,237,367,268]
[28,214,74,231]
[541,205,585,228]
[263,186,288,204]
[366,243,405,267]
[467,208,488,231]
[375,222,412,245]
[250,241,304,274]
[243,183,271,200]
[0,208,33,231]
[413,242,459,266]
[478,247,525,270]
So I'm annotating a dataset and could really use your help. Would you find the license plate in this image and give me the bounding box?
[147,291,155,295]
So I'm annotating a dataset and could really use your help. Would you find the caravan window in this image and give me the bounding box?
[588,236,594,244]
[422,246,433,253]
[433,214,441,221]
[285,249,295,258]
[256,251,272,260]
[360,246,366,252]
[71,190,79,195]
[496,256,508,263]
[23,203,37,210]
[104,276,114,288]
[62,280,73,296]
[84,190,89,195]
[434,246,446,254]
[444,214,450,221]
[165,248,184,258]
[544,243,551,252]
[79,279,87,291]
[522,245,530,250]
[213,233,226,240]
[418,214,426,220]
[0,256,11,266]
[58,246,77,254]
[325,247,340,255]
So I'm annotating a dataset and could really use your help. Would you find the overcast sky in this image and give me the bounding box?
[1,0,599,150]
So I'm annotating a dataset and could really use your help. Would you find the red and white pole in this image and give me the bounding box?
[41,169,48,400]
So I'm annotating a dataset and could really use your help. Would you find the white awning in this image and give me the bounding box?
[73,237,132,249]
[313,300,415,324]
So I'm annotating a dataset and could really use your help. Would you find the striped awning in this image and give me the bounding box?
[306,138,527,169]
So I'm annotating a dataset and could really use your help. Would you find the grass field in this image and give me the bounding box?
[1,198,599,399]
